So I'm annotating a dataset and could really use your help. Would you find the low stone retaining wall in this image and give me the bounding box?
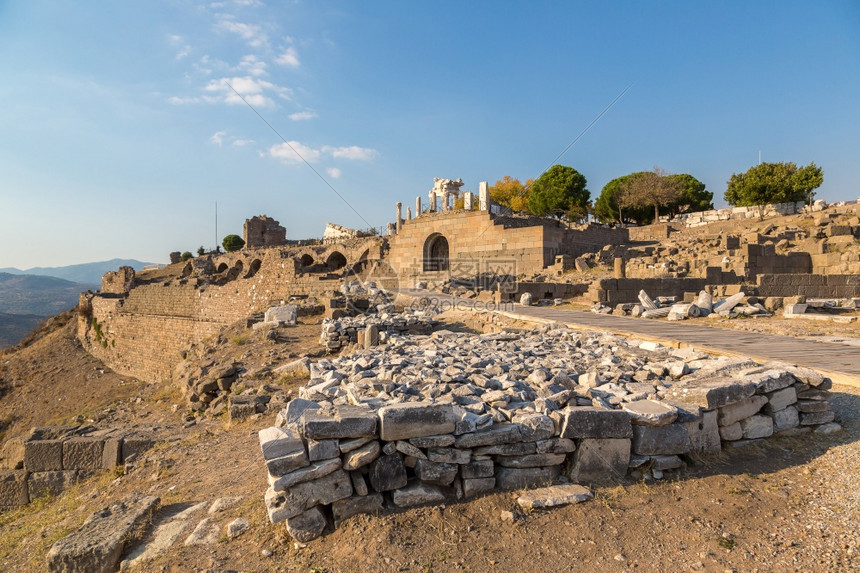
[258,326,837,541]
[319,310,438,353]
[0,426,153,509]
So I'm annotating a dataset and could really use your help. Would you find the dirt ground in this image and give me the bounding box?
[0,311,857,572]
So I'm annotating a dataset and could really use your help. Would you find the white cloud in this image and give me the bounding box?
[326,167,342,179]
[215,16,267,47]
[275,46,300,68]
[288,110,317,121]
[232,138,255,147]
[267,142,378,164]
[238,54,267,76]
[203,76,292,108]
[269,141,322,163]
[168,34,191,60]
[322,145,378,161]
[168,95,201,105]
[209,131,227,146]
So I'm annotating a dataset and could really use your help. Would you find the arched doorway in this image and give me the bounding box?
[326,251,347,271]
[423,233,449,272]
[299,254,315,267]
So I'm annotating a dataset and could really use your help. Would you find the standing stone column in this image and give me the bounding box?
[406,207,412,221]
[416,196,422,216]
[441,190,450,212]
[479,181,489,211]
[614,257,625,279]
[387,223,396,235]
[464,191,474,210]
[396,202,403,233]
[428,191,436,212]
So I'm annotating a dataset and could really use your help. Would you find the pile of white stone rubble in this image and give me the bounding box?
[596,290,773,320]
[319,309,439,353]
[260,324,837,542]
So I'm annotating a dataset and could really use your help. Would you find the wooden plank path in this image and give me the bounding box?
[403,290,860,386]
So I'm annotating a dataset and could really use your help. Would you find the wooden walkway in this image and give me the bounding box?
[403,291,860,386]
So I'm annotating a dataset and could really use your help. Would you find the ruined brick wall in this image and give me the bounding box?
[79,240,384,385]
[244,215,287,248]
[744,244,812,278]
[589,277,708,305]
[756,274,860,298]
[101,266,135,295]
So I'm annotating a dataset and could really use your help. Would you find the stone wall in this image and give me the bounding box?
[588,277,709,305]
[79,239,385,385]
[756,274,860,298]
[0,426,152,509]
[258,326,836,542]
[667,201,812,228]
[388,210,627,285]
[244,215,287,249]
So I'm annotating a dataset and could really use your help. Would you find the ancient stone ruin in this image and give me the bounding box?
[243,215,287,249]
[259,324,836,542]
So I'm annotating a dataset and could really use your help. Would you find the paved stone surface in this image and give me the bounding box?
[404,291,860,384]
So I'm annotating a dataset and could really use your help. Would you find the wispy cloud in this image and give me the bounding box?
[288,110,317,121]
[168,95,202,105]
[209,130,227,146]
[326,167,342,179]
[215,16,268,48]
[275,46,300,68]
[238,54,267,76]
[168,34,191,60]
[203,76,292,107]
[267,142,378,164]
[323,145,378,161]
[232,138,255,147]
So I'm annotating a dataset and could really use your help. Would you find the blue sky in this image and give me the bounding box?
[1,1,858,269]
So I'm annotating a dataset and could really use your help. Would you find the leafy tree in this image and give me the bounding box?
[666,173,713,215]
[180,251,193,262]
[489,176,533,212]
[618,167,685,224]
[527,165,589,218]
[222,234,245,252]
[594,173,650,224]
[197,246,206,256]
[724,161,823,207]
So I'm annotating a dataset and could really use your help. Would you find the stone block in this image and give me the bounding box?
[427,447,471,464]
[0,438,25,470]
[368,453,408,492]
[342,441,381,471]
[269,458,342,492]
[684,410,721,455]
[259,426,309,476]
[796,400,829,413]
[301,406,377,439]
[462,477,495,498]
[285,506,327,543]
[460,459,494,479]
[763,387,797,413]
[62,438,104,471]
[409,434,455,448]
[307,439,340,462]
[392,480,447,507]
[46,494,159,573]
[718,395,768,426]
[332,492,384,526]
[747,369,796,393]
[265,305,297,325]
[120,436,154,463]
[800,410,835,425]
[770,406,799,432]
[622,400,678,426]
[719,422,743,441]
[414,459,458,486]
[740,415,773,439]
[495,453,566,469]
[566,438,630,483]
[102,438,122,469]
[495,466,560,490]
[665,376,756,410]
[561,407,632,439]
[276,398,320,427]
[264,469,353,522]
[377,402,455,441]
[24,439,63,472]
[631,423,690,455]
[517,484,593,510]
[535,437,577,454]
[350,472,369,496]
[453,423,524,448]
[0,470,29,507]
[29,470,79,499]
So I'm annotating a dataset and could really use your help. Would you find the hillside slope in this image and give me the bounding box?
[0,258,154,285]
[0,273,94,316]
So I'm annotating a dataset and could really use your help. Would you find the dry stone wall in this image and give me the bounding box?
[259,325,837,541]
[0,426,153,509]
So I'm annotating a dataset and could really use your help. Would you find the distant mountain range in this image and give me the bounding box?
[0,258,155,285]
[0,259,154,349]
